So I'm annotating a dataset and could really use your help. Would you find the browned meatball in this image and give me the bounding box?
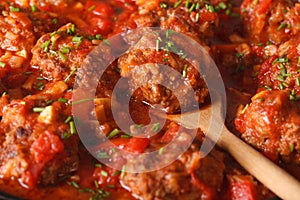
[0,2,68,89]
[254,38,300,98]
[0,3,36,80]
[241,0,300,44]
[13,0,74,11]
[235,90,300,164]
[0,81,79,188]
[116,25,211,113]
[120,146,225,200]
[114,0,230,44]
[31,23,95,82]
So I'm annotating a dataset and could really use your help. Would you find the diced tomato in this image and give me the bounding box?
[161,122,179,143]
[110,137,150,153]
[84,0,115,35]
[256,0,272,14]
[241,0,272,14]
[198,11,218,23]
[85,1,114,18]
[125,137,150,153]
[87,17,113,35]
[30,131,64,163]
[21,131,64,188]
[230,181,257,200]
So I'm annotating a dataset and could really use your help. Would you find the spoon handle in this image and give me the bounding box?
[218,128,300,200]
[165,109,300,200]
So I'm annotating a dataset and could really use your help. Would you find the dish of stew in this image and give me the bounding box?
[0,0,299,199]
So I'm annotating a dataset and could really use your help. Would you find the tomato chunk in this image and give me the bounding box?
[230,180,257,200]
[161,122,179,143]
[30,131,64,163]
[110,137,150,153]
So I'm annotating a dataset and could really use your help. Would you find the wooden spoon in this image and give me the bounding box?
[164,105,300,200]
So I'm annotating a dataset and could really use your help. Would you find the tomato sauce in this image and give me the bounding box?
[0,0,298,199]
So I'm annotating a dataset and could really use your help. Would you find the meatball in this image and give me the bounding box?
[0,82,79,188]
[255,38,300,97]
[0,2,68,88]
[0,3,36,79]
[114,0,230,43]
[31,23,95,82]
[241,0,300,44]
[120,147,225,200]
[117,27,209,113]
[13,0,74,11]
[235,90,300,164]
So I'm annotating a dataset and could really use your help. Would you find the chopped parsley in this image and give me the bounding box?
[241,104,249,114]
[185,0,189,8]
[31,5,38,12]
[277,74,285,82]
[188,3,195,12]
[70,121,76,134]
[58,51,67,61]
[0,61,6,68]
[58,97,68,103]
[235,52,244,58]
[160,2,167,8]
[120,166,126,179]
[71,97,94,105]
[112,170,121,176]
[152,123,161,133]
[279,83,284,90]
[121,133,132,138]
[97,151,110,159]
[174,0,182,8]
[277,22,287,31]
[64,116,72,124]
[95,34,102,40]
[158,147,164,155]
[282,82,289,88]
[216,2,227,10]
[290,144,295,152]
[72,36,84,47]
[205,4,215,12]
[107,128,120,139]
[64,67,77,82]
[33,107,45,113]
[156,39,160,51]
[9,6,20,12]
[52,18,58,24]
[67,181,80,189]
[94,163,102,168]
[101,170,108,177]
[62,132,71,139]
[296,77,300,86]
[61,46,70,54]
[195,13,200,22]
[182,64,188,78]
[103,39,110,46]
[166,29,173,39]
[195,2,200,10]
[41,40,51,52]
[88,5,96,12]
